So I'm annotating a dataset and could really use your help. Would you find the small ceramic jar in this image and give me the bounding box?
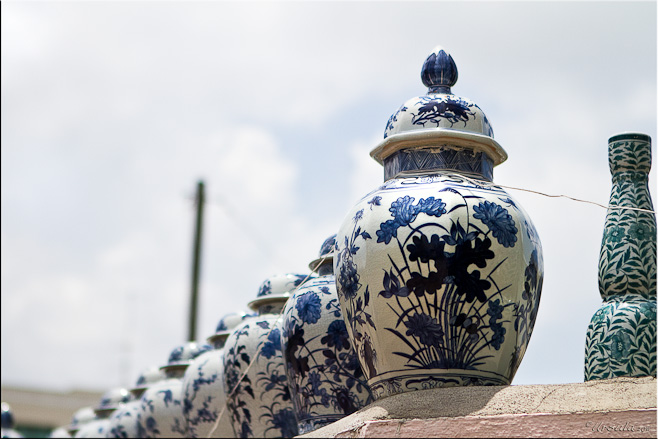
[223,274,308,438]
[66,407,96,437]
[106,366,166,438]
[1,403,23,438]
[135,342,212,438]
[183,311,254,438]
[74,388,131,438]
[281,235,373,434]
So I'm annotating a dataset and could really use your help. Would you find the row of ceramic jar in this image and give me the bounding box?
[50,234,372,438]
[51,46,556,438]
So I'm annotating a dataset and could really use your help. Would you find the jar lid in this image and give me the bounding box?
[1,403,14,429]
[207,311,255,343]
[247,273,308,310]
[371,46,507,166]
[160,342,213,372]
[94,388,131,415]
[308,234,337,272]
[130,366,166,394]
[67,407,96,434]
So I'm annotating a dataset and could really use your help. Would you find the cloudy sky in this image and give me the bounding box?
[1,1,656,394]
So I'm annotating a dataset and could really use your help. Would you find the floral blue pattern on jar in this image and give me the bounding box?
[222,274,308,438]
[281,235,373,434]
[183,311,254,438]
[135,342,212,438]
[334,47,543,401]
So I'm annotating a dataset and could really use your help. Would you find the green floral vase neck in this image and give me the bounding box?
[585,133,656,381]
[599,133,656,299]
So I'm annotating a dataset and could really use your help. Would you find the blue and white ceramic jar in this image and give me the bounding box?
[223,274,307,438]
[106,366,166,438]
[1,403,23,438]
[66,407,95,438]
[135,342,212,438]
[281,236,373,434]
[74,388,131,438]
[183,312,254,438]
[334,46,544,400]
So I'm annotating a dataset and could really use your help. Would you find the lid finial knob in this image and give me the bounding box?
[421,46,458,94]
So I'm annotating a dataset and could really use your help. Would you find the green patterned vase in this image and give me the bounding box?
[585,133,656,381]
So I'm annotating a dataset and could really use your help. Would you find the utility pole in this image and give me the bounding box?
[188,180,205,342]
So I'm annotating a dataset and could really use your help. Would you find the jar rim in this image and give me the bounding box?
[371,128,507,167]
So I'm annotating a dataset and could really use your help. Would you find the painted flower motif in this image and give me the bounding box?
[168,346,184,364]
[258,280,272,297]
[270,409,298,438]
[643,304,657,321]
[260,328,282,359]
[628,222,650,240]
[368,195,382,209]
[472,201,518,248]
[384,104,408,137]
[416,197,447,217]
[452,269,491,304]
[379,269,411,298]
[443,220,478,247]
[412,96,476,128]
[407,234,445,263]
[376,219,402,244]
[321,319,351,351]
[295,292,322,324]
[490,322,506,350]
[308,371,322,394]
[606,226,626,243]
[487,299,504,321]
[404,313,444,347]
[390,196,418,226]
[406,271,446,297]
[343,350,361,372]
[337,259,360,300]
[610,332,633,361]
[376,196,446,244]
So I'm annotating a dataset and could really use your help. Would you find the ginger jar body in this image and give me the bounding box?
[136,342,212,438]
[74,388,131,438]
[334,47,543,400]
[223,274,307,438]
[182,312,254,438]
[106,366,166,438]
[281,236,372,433]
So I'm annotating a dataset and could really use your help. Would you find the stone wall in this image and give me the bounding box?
[300,376,656,438]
